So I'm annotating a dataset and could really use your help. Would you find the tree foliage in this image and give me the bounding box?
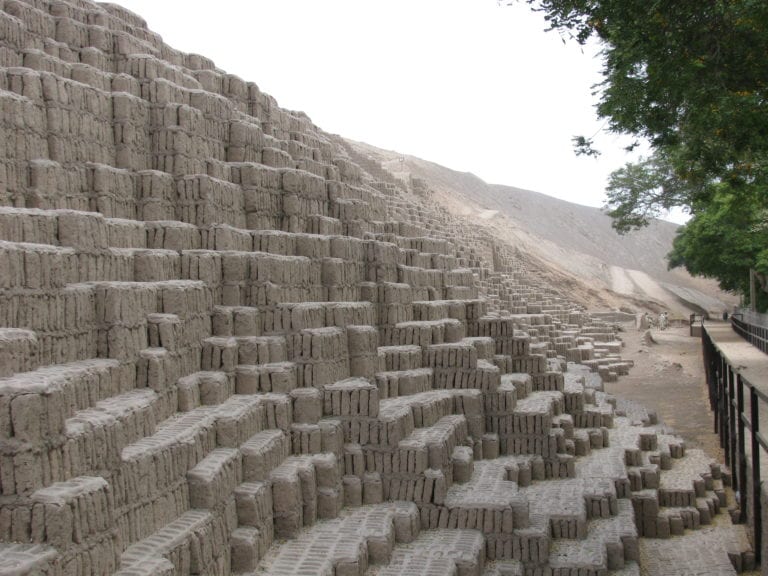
[523,0,768,175]
[604,152,690,232]
[572,135,601,157]
[667,186,768,304]
[520,0,768,304]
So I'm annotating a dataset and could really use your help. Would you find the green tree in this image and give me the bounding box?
[604,151,690,232]
[519,0,768,303]
[667,186,768,310]
[522,0,768,174]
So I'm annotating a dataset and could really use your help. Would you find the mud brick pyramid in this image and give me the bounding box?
[0,1,750,575]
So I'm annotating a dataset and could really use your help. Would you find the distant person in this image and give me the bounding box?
[658,312,668,331]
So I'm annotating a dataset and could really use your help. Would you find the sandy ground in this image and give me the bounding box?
[607,323,723,462]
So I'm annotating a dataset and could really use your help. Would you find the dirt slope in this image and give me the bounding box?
[347,139,736,316]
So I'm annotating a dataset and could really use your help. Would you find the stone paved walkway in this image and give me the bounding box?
[640,515,753,576]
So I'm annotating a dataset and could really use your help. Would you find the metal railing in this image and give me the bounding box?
[690,313,704,337]
[732,313,768,354]
[703,325,765,563]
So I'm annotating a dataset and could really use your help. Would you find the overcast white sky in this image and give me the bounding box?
[116,0,675,219]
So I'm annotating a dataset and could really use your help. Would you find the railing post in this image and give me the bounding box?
[762,324,767,354]
[750,386,762,564]
[719,354,728,449]
[737,374,747,523]
[712,358,719,431]
[728,365,737,479]
[705,328,718,425]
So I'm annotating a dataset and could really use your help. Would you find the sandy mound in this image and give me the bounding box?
[346,139,736,317]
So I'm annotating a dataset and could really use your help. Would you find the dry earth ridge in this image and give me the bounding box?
[0,1,751,575]
[343,140,737,318]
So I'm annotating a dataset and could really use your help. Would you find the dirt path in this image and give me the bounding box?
[607,324,723,462]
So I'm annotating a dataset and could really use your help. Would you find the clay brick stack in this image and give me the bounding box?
[0,1,746,575]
